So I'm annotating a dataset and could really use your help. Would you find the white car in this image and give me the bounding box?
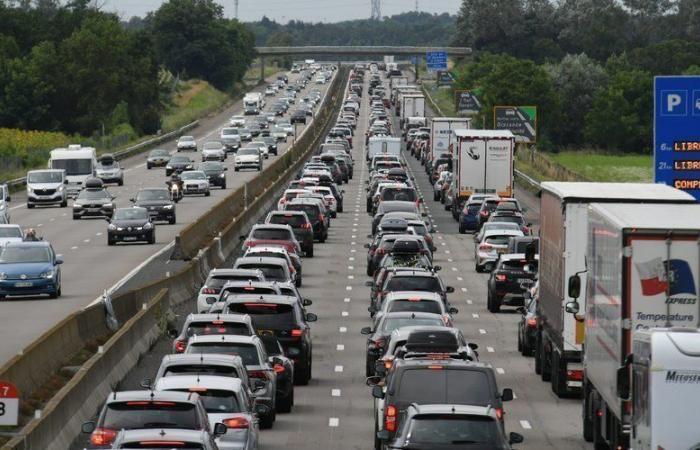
[265,87,276,96]
[0,225,23,246]
[201,141,226,161]
[270,126,288,142]
[276,121,294,136]
[180,170,210,196]
[250,141,269,159]
[176,135,197,151]
[277,188,312,210]
[315,76,326,84]
[196,268,265,313]
[474,229,524,272]
[235,148,262,171]
[308,186,337,216]
[229,115,246,127]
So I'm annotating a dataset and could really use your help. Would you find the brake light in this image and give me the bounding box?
[273,364,286,374]
[201,287,217,294]
[291,328,304,337]
[522,226,530,233]
[223,417,250,429]
[248,370,267,378]
[479,244,493,251]
[385,405,397,432]
[480,210,489,217]
[527,317,537,328]
[495,274,506,282]
[428,365,443,370]
[139,442,187,447]
[175,339,186,353]
[90,428,117,446]
[495,408,504,420]
[567,369,583,381]
[302,223,312,229]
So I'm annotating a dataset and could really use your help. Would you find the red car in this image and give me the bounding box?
[242,224,301,255]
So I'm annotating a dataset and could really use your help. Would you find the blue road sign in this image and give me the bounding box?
[654,76,700,200]
[426,51,447,71]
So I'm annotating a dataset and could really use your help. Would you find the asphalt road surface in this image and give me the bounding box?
[74,71,592,450]
[0,71,334,366]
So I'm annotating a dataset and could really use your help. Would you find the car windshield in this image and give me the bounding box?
[385,276,441,292]
[77,190,110,200]
[182,172,206,180]
[406,415,504,447]
[0,246,51,263]
[0,228,22,238]
[226,303,296,330]
[149,149,169,157]
[114,209,148,220]
[222,129,238,136]
[252,229,292,240]
[27,172,63,183]
[186,343,260,365]
[223,286,277,297]
[397,369,492,405]
[186,322,251,337]
[203,142,222,150]
[136,190,169,201]
[382,317,443,333]
[164,364,239,378]
[51,159,92,176]
[382,188,417,202]
[170,389,240,414]
[98,160,118,169]
[170,156,191,163]
[102,402,198,430]
[387,299,441,315]
[238,149,258,156]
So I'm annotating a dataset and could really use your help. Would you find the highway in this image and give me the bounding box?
[72,70,592,449]
[0,71,334,366]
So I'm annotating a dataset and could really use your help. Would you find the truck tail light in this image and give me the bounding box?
[90,428,117,446]
[223,416,250,429]
[567,369,583,382]
[385,405,397,432]
[175,339,186,353]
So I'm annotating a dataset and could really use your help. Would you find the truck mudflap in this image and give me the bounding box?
[550,348,583,398]
[565,361,584,390]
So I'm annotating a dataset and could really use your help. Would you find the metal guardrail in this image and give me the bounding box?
[514,169,541,190]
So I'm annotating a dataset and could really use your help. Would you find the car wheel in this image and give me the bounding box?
[49,290,58,299]
[108,238,115,246]
[540,337,552,382]
[205,190,210,197]
[295,361,311,385]
[488,294,501,313]
[517,329,523,352]
[148,232,155,245]
[27,203,35,209]
[366,354,375,377]
[60,199,68,208]
[234,168,239,172]
[73,214,79,220]
[277,388,293,413]
[118,179,124,186]
[296,276,302,287]
[56,284,62,298]
[534,333,542,375]
[259,411,274,429]
[458,225,465,234]
[306,246,314,258]
[221,183,226,189]
[433,191,440,201]
[147,163,151,170]
[169,215,176,225]
[474,263,481,273]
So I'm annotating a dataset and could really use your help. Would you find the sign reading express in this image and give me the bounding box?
[494,106,537,143]
[654,76,700,200]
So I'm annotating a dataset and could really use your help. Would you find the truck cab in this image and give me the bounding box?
[48,145,97,198]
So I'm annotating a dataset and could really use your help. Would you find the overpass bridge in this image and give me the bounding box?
[253,45,472,80]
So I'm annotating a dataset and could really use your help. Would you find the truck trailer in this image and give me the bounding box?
[574,202,700,449]
[536,183,696,399]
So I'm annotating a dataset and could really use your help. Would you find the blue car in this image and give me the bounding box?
[0,241,63,299]
[459,201,483,234]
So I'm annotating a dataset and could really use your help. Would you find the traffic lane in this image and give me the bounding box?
[0,76,332,365]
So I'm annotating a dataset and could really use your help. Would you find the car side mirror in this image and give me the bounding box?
[361,326,372,335]
[445,286,454,293]
[449,307,459,314]
[468,342,479,351]
[376,430,390,441]
[81,421,96,434]
[501,388,514,402]
[129,197,135,202]
[55,256,64,265]
[214,422,227,436]
[254,379,266,391]
[140,378,152,389]
[224,167,228,171]
[371,385,384,399]
[509,432,524,445]
[305,312,318,322]
[302,298,313,306]
[433,266,442,272]
[568,274,581,299]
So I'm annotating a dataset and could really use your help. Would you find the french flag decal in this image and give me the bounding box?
[635,257,669,296]
[635,258,697,296]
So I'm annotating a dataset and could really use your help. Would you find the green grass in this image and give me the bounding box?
[244,60,282,82]
[550,151,653,182]
[422,81,458,116]
[161,80,230,132]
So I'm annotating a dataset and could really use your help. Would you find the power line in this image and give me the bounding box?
[370,0,381,19]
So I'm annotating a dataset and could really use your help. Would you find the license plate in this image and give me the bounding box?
[88,208,100,212]
[518,278,531,284]
[15,282,32,287]
[123,236,138,241]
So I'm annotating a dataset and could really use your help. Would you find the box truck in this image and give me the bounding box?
[390,76,408,90]
[367,136,401,161]
[243,92,264,114]
[392,86,420,112]
[400,95,425,121]
[536,183,696,399]
[570,202,700,449]
[48,145,97,198]
[430,117,471,161]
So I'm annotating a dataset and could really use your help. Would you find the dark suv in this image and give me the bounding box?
[265,210,315,257]
[486,254,537,313]
[131,188,176,224]
[284,198,328,242]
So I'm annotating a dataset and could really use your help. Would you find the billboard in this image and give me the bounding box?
[494,106,537,143]
[426,51,447,71]
[654,76,700,201]
[455,90,481,115]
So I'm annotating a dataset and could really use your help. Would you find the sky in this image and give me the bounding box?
[105,0,461,23]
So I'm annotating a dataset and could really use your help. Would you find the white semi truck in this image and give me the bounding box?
[536,183,696,399]
[367,136,401,161]
[569,202,700,449]
[399,95,425,126]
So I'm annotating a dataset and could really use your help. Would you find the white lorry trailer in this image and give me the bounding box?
[570,202,700,449]
[430,117,471,161]
[367,136,401,161]
[537,183,696,399]
[400,95,425,125]
[48,145,97,198]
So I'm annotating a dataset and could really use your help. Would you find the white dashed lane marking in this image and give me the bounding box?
[331,389,341,397]
[486,346,495,353]
[334,365,344,372]
[519,420,532,430]
[329,418,340,427]
[336,344,345,351]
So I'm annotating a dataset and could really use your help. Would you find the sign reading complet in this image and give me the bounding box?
[426,51,447,71]
[654,76,700,200]
[494,106,537,143]
[0,380,19,426]
[455,90,481,115]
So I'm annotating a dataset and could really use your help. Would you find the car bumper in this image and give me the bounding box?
[147,159,169,166]
[476,251,499,266]
[28,193,64,204]
[144,207,175,221]
[96,174,122,183]
[109,230,153,242]
[73,207,113,218]
[177,146,196,151]
[0,278,58,296]
[183,185,208,195]
[216,431,252,450]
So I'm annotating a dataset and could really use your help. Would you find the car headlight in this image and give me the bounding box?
[73,203,82,208]
[186,165,193,169]
[144,222,153,230]
[108,224,117,230]
[163,204,173,209]
[104,203,113,208]
[0,272,6,280]
[219,173,225,177]
[41,270,54,279]
[58,185,64,192]
[27,187,33,194]
[166,165,172,169]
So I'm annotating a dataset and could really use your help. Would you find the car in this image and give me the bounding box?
[181,170,211,196]
[372,201,422,236]
[171,313,256,352]
[242,224,301,255]
[146,148,171,169]
[489,210,532,235]
[290,110,307,124]
[381,404,523,450]
[486,254,538,312]
[244,104,259,115]
[81,390,213,449]
[244,246,302,286]
[184,334,277,429]
[196,268,266,313]
[234,148,262,172]
[220,127,242,152]
[459,200,490,234]
[370,269,454,315]
[201,141,227,161]
[154,375,260,450]
[111,429,222,450]
[131,188,176,224]
[0,225,22,247]
[270,126,288,142]
[476,198,500,230]
[95,154,124,186]
[232,256,294,284]
[283,199,328,242]
[265,86,276,96]
[473,222,523,245]
[107,207,155,245]
[230,115,246,127]
[72,179,115,220]
[258,334,295,413]
[517,286,539,356]
[26,169,68,208]
[265,211,314,257]
[0,241,62,299]
[238,127,253,141]
[153,353,251,390]
[165,154,195,176]
[198,161,227,189]
[361,312,448,377]
[474,229,525,272]
[177,135,197,151]
[222,295,317,385]
[261,136,278,156]
[276,120,294,135]
[249,140,269,159]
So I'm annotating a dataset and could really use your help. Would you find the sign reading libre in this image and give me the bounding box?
[0,380,19,426]
[494,106,537,143]
[654,76,700,200]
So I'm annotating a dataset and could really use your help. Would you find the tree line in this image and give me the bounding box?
[0,0,255,139]
[451,0,700,153]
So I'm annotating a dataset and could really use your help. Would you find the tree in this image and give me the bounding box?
[265,31,293,68]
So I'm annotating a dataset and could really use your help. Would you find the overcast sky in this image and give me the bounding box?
[105,0,460,23]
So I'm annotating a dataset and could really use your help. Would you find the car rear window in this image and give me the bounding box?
[407,414,502,446]
[224,287,277,297]
[163,364,240,378]
[491,215,524,225]
[387,299,441,314]
[120,443,204,449]
[103,402,199,430]
[186,321,251,337]
[252,229,291,240]
[237,264,286,281]
[382,317,444,333]
[170,389,240,414]
[396,369,492,405]
[385,276,441,292]
[485,236,513,246]
[206,276,245,289]
[186,343,260,365]
[500,260,527,270]
[466,204,481,214]
[286,204,319,220]
[226,303,295,330]
[382,188,417,202]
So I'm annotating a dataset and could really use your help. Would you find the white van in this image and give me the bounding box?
[48,145,97,198]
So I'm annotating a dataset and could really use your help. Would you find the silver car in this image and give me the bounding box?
[95,154,124,186]
[202,141,227,161]
[111,429,222,450]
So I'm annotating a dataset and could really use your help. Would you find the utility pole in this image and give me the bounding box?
[234,0,239,19]
[415,0,418,11]
[370,0,381,20]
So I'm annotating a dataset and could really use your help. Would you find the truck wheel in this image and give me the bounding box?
[534,332,542,374]
[582,381,594,442]
[592,398,607,450]
[551,351,567,397]
[540,338,552,382]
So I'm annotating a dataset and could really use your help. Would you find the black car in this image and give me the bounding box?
[107,207,155,245]
[248,122,261,137]
[261,136,278,156]
[486,254,537,313]
[284,199,328,243]
[165,155,194,176]
[198,161,227,189]
[259,334,295,413]
[265,210,314,257]
[131,188,175,224]
[290,110,307,124]
[72,179,115,220]
[517,293,538,356]
[146,148,171,169]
